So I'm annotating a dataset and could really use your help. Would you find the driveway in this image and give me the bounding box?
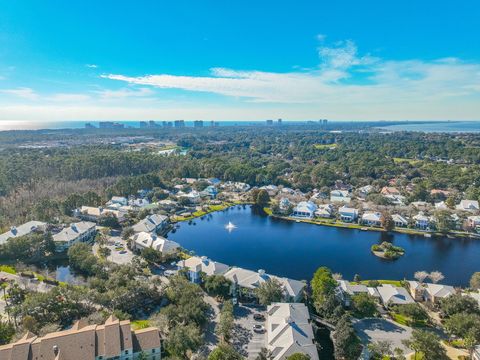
[233,305,266,359]
[102,236,134,264]
[353,318,412,354]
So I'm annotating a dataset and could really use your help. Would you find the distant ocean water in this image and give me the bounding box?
[379,121,480,133]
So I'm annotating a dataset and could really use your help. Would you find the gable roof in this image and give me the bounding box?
[132,214,168,233]
[177,256,229,276]
[52,222,95,243]
[377,284,415,305]
[0,221,47,245]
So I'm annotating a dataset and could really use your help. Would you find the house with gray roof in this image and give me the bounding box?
[266,303,319,360]
[377,284,415,306]
[52,221,96,251]
[177,256,229,283]
[0,221,46,245]
[132,214,168,234]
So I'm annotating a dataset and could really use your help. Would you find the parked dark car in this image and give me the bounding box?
[253,313,265,321]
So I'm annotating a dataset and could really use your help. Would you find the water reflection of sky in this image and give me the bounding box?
[168,206,480,286]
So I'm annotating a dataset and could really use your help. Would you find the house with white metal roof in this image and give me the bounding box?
[132,214,168,234]
[177,256,229,283]
[52,221,96,251]
[0,221,47,245]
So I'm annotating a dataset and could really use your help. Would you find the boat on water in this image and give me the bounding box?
[424,233,432,238]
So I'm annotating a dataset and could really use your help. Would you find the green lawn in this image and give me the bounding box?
[314,143,337,149]
[392,157,422,165]
[0,265,16,274]
[131,320,150,330]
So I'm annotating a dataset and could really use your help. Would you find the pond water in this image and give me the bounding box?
[167,205,480,286]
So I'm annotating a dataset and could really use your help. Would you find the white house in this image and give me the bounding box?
[73,206,124,222]
[361,212,383,227]
[52,221,96,251]
[456,200,480,212]
[392,214,408,227]
[0,221,47,245]
[413,212,431,230]
[435,201,448,210]
[266,303,319,360]
[339,206,358,222]
[330,190,351,203]
[224,267,305,302]
[177,256,229,283]
[132,232,179,255]
[260,185,279,196]
[385,194,407,206]
[279,198,291,211]
[315,204,334,218]
[108,196,128,206]
[132,214,168,234]
[128,198,151,208]
[336,280,380,307]
[357,185,374,199]
[292,201,317,218]
[377,284,415,306]
[408,281,455,304]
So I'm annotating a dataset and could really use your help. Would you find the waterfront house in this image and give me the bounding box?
[132,214,168,234]
[179,190,201,204]
[413,212,431,230]
[0,221,47,245]
[456,199,480,212]
[338,206,358,222]
[260,185,279,196]
[315,204,334,218]
[279,197,291,211]
[392,214,408,228]
[266,303,319,360]
[330,189,351,203]
[468,215,480,229]
[0,315,162,360]
[407,281,455,304]
[132,232,179,256]
[361,212,383,227]
[52,221,96,251]
[377,284,415,306]
[224,267,305,302]
[336,280,380,307]
[177,256,229,283]
[292,201,317,218]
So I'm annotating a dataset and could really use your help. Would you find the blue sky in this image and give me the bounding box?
[0,0,479,123]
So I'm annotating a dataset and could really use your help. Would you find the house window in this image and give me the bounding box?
[152,348,156,353]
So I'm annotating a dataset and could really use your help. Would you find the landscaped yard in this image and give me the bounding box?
[314,143,337,149]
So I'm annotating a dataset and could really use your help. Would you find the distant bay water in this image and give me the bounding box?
[379,121,480,133]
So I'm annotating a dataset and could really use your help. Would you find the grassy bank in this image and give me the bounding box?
[172,201,252,222]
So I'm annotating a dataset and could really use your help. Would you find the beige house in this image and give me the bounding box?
[0,315,162,360]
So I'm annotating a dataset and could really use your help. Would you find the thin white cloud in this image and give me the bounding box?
[1,87,39,100]
[101,39,480,111]
[96,87,154,99]
[86,64,98,68]
[46,93,91,102]
[316,34,327,42]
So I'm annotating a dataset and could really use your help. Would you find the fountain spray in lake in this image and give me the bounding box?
[225,221,236,232]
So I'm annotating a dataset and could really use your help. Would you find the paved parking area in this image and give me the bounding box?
[105,236,134,264]
[233,305,266,359]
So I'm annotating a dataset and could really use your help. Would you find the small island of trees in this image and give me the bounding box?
[371,241,405,260]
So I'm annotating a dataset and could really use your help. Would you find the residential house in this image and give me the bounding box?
[52,221,96,251]
[464,291,480,307]
[207,178,221,186]
[385,194,406,205]
[357,185,374,199]
[336,280,379,307]
[473,345,480,360]
[132,232,180,256]
[339,206,358,222]
[109,196,128,206]
[315,204,334,218]
[260,185,279,196]
[179,190,201,204]
[0,315,162,360]
[266,303,319,360]
[413,212,431,230]
[224,267,305,302]
[177,256,229,283]
[202,185,218,199]
[381,187,401,196]
[279,198,291,212]
[73,206,124,222]
[408,281,455,304]
[132,214,168,234]
[411,201,430,210]
[377,284,415,306]
[361,212,383,227]
[330,190,351,203]
[468,216,480,229]
[435,201,448,210]
[392,214,408,228]
[0,221,47,245]
[292,201,317,218]
[128,198,151,208]
[456,200,480,212]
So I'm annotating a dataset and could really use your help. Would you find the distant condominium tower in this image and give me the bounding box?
[174,120,185,127]
[277,118,282,125]
[266,119,273,125]
[194,120,204,127]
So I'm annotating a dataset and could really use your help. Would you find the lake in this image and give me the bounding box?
[167,206,480,286]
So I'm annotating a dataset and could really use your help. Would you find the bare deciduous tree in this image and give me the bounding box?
[414,271,429,284]
[429,271,445,284]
